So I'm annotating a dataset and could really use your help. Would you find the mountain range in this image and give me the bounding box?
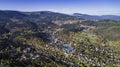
[0,10,120,67]
[0,10,80,34]
[73,13,120,20]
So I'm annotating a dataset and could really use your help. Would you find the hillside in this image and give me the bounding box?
[0,10,120,67]
[80,20,120,41]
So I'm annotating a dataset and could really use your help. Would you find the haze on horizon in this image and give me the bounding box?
[0,0,120,15]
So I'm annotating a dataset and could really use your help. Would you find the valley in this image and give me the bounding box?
[0,10,120,67]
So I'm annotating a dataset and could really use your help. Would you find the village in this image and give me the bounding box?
[0,21,119,67]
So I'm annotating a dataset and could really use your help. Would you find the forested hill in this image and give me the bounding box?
[0,10,81,34]
[0,10,120,67]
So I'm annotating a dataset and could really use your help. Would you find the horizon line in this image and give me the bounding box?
[0,9,120,16]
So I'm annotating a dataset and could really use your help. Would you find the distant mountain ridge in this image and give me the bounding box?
[73,13,120,20]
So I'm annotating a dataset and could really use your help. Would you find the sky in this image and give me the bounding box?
[0,0,120,15]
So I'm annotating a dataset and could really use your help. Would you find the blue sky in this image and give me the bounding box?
[0,0,120,15]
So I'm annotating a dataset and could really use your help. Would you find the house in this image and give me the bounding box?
[62,44,74,53]
[9,50,18,55]
[20,54,26,60]
[32,54,40,60]
[23,47,35,54]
